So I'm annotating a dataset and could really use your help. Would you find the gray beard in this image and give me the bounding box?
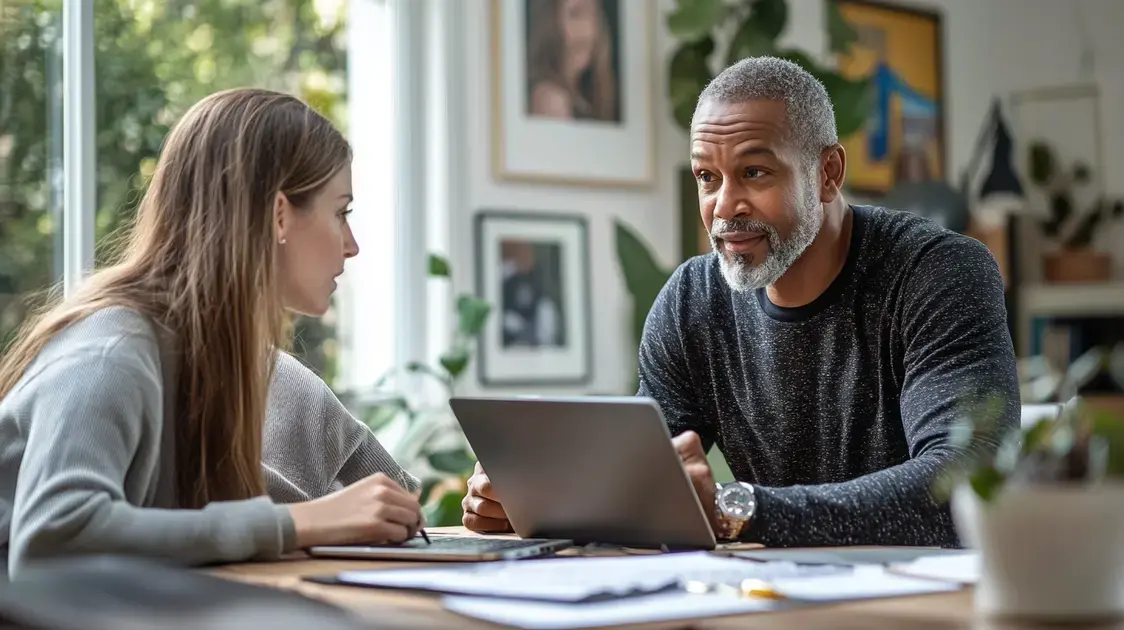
[710,180,823,292]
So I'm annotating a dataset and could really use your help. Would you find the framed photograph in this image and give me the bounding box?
[832,0,946,195]
[474,211,592,386]
[490,0,654,188]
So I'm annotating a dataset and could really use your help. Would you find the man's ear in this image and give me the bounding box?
[819,144,846,203]
[274,192,289,244]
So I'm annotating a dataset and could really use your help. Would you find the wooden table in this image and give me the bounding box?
[206,528,1107,629]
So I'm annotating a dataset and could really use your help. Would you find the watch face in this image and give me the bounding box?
[718,483,756,520]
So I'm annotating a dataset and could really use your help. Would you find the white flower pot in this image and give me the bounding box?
[952,483,1124,621]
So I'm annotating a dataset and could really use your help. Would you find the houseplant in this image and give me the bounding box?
[936,345,1124,620]
[1028,139,1124,283]
[351,254,491,527]
[666,0,871,135]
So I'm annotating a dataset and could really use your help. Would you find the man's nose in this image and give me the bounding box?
[712,184,747,222]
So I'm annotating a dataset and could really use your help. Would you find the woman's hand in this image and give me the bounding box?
[288,472,423,548]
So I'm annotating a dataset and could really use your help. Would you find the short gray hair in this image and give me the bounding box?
[694,56,838,164]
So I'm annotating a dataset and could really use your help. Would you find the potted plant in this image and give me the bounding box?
[1027,139,1124,283]
[935,345,1124,621]
[344,254,492,527]
[665,0,871,135]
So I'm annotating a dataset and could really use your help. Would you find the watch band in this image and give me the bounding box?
[714,482,755,542]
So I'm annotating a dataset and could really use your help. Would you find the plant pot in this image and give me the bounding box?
[952,483,1124,622]
[1043,249,1112,283]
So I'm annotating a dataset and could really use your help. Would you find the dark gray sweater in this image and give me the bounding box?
[639,205,1019,548]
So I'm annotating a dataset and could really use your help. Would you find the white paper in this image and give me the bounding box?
[887,551,980,585]
[335,551,844,602]
[442,568,960,630]
[771,565,962,601]
[443,592,779,630]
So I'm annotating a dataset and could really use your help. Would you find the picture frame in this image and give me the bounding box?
[832,0,947,196]
[490,0,654,188]
[474,211,593,387]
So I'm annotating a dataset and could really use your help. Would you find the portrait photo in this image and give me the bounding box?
[475,211,591,386]
[524,0,622,124]
[832,0,946,195]
[499,239,568,349]
[492,0,653,188]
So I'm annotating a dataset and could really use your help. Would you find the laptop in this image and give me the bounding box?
[308,533,572,562]
[447,395,716,551]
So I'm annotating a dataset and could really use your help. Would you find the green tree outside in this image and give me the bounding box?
[1,0,347,384]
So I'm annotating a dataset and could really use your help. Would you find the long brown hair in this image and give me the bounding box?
[526,0,618,121]
[0,88,351,509]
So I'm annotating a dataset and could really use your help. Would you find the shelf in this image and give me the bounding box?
[1019,282,1124,318]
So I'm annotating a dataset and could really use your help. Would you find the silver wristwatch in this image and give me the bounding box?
[714,481,756,541]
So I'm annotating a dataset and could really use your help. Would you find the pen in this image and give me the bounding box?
[419,527,431,545]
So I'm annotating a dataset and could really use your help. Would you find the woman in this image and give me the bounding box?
[0,88,422,577]
[526,0,618,122]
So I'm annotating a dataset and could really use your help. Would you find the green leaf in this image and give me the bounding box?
[439,346,470,379]
[1091,409,1124,477]
[456,294,492,337]
[405,361,454,388]
[420,477,441,505]
[428,449,476,475]
[817,71,871,138]
[668,38,715,131]
[824,0,858,54]
[614,220,674,355]
[726,19,776,67]
[424,488,467,528]
[428,253,451,278]
[968,466,1005,502]
[1021,417,1055,455]
[749,0,788,41]
[666,0,727,42]
[776,48,874,138]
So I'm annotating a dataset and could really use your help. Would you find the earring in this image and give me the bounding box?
[279,237,287,245]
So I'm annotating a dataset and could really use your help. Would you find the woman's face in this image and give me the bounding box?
[274,164,359,317]
[559,0,600,73]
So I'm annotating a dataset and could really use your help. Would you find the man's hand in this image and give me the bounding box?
[673,430,719,533]
[462,461,514,533]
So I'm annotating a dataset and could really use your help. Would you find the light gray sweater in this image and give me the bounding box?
[0,306,418,577]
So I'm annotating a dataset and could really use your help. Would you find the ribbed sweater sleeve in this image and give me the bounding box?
[7,353,294,576]
[262,352,420,504]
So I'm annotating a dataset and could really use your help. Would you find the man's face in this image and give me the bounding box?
[690,99,824,291]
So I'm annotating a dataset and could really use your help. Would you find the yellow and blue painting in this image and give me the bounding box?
[834,0,945,195]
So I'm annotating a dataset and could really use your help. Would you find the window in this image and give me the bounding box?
[1,0,415,395]
[0,1,64,350]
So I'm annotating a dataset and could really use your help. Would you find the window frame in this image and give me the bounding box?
[59,0,427,394]
[61,0,96,296]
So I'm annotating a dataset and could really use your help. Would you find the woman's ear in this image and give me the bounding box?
[274,192,290,245]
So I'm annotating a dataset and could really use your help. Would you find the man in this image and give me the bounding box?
[461,57,1019,547]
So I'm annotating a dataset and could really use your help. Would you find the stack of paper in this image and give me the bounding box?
[334,552,845,602]
[334,551,963,629]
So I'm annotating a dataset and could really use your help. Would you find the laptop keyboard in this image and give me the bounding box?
[393,536,546,551]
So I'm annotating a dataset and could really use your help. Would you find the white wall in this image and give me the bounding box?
[438,0,1124,398]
